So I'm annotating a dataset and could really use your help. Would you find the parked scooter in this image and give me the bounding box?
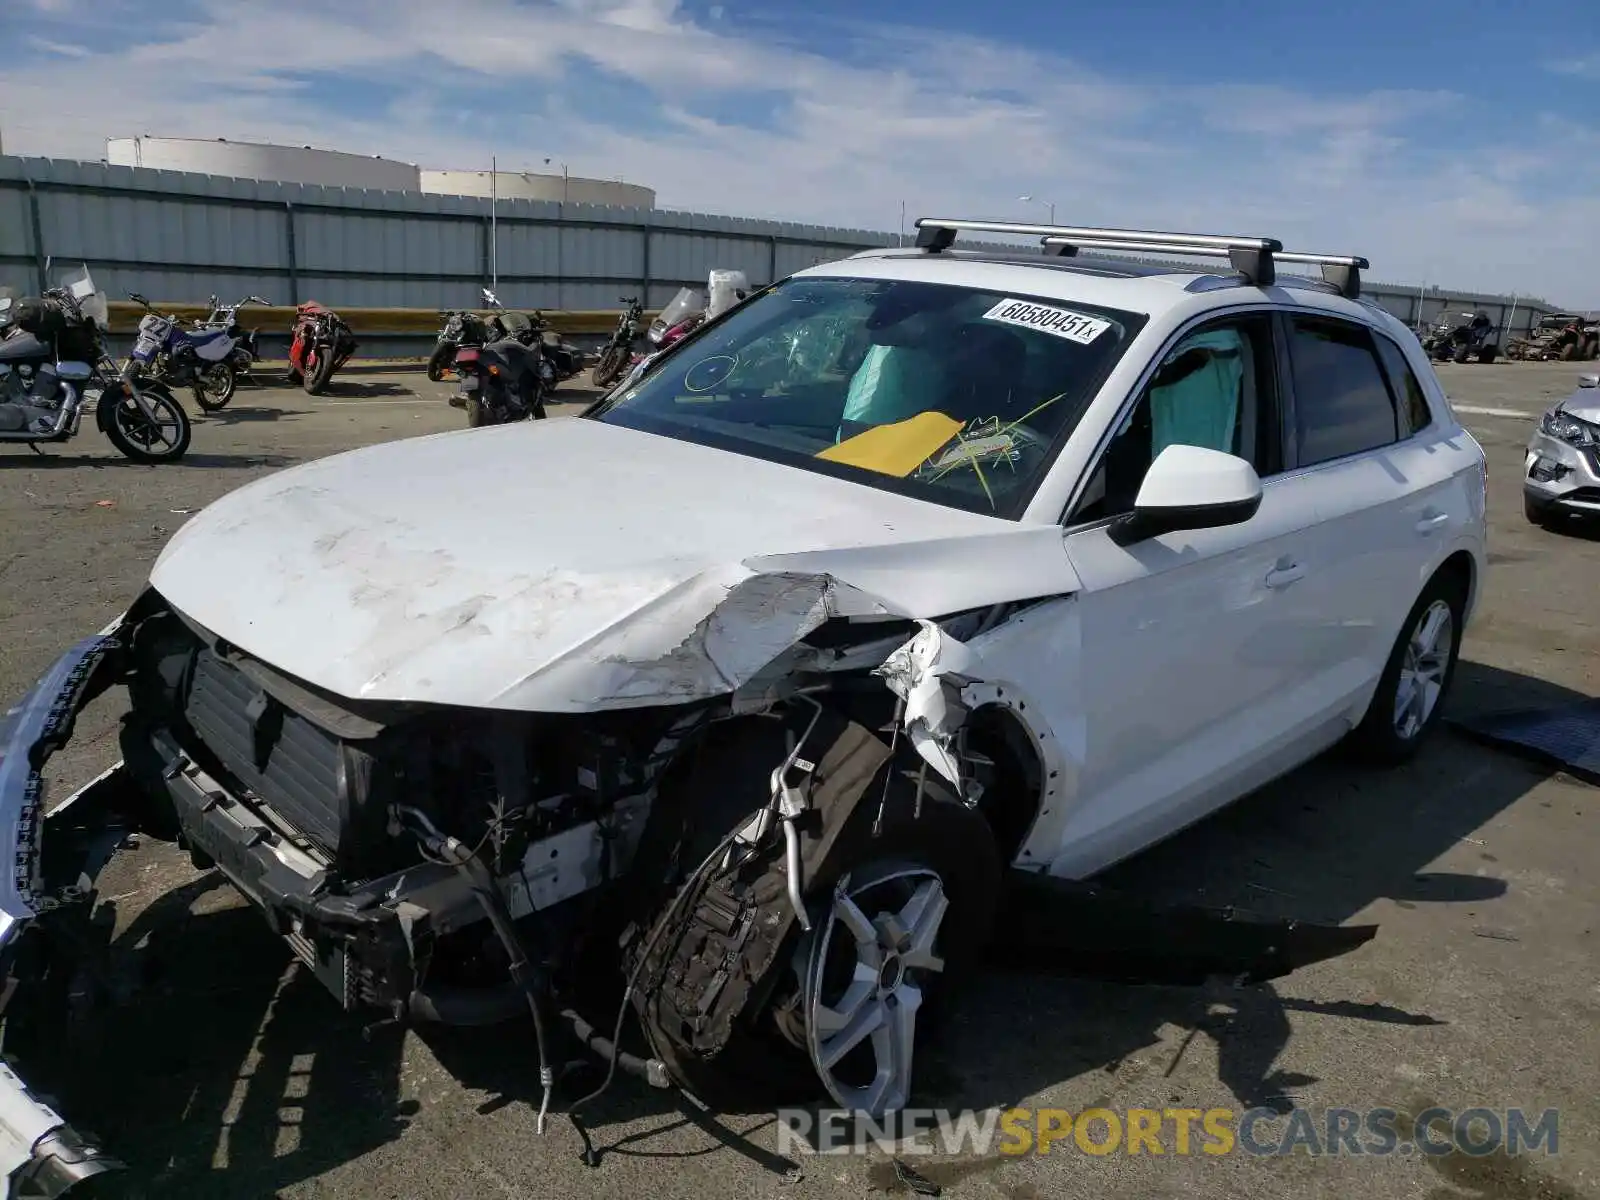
[287,302,358,395]
[0,266,191,461]
[591,296,645,389]
[128,292,242,411]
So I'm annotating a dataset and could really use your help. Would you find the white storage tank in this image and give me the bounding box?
[105,137,422,191]
[420,169,655,209]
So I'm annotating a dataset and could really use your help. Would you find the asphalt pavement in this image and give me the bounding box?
[0,360,1596,1200]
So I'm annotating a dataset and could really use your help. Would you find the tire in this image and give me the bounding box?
[1477,344,1497,364]
[303,346,336,395]
[1346,571,1466,766]
[426,342,454,382]
[192,361,236,411]
[102,384,192,463]
[591,343,628,389]
[1452,346,1471,364]
[1585,337,1599,361]
[637,763,1002,1114]
[1560,341,1579,361]
[464,395,487,427]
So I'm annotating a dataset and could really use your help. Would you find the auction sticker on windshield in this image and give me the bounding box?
[984,298,1111,345]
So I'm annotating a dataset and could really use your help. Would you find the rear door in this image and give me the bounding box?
[1269,311,1477,722]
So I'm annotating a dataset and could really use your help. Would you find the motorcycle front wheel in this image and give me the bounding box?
[193,362,237,411]
[303,347,337,395]
[591,343,629,389]
[103,383,192,463]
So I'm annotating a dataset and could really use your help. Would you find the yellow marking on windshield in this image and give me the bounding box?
[816,411,965,477]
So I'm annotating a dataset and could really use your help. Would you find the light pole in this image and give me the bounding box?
[1019,194,1056,224]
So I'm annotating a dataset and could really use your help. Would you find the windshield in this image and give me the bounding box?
[591,275,1146,518]
[59,263,108,330]
[656,287,706,329]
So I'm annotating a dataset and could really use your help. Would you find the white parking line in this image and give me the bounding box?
[1450,404,1533,419]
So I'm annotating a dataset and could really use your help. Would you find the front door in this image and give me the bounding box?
[1032,312,1331,876]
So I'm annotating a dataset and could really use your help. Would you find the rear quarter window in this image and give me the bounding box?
[1372,334,1435,435]
[1287,316,1400,467]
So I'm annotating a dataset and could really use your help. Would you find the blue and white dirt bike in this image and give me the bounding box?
[127,292,243,412]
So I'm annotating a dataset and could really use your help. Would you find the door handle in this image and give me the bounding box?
[1415,509,1450,534]
[1264,561,1306,589]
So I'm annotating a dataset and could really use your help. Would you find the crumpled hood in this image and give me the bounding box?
[149,419,1078,711]
[1559,389,1600,425]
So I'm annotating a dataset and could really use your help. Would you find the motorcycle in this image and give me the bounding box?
[127,292,242,412]
[527,309,586,382]
[426,304,494,382]
[195,293,272,392]
[0,265,191,462]
[590,295,644,389]
[449,332,552,427]
[287,301,358,395]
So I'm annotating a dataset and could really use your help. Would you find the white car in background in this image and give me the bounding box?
[1525,372,1600,526]
[0,217,1487,1190]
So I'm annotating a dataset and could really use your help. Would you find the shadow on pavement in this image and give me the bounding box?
[0,451,295,470]
[8,660,1579,1194]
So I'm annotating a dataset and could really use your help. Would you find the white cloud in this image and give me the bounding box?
[1,0,1596,304]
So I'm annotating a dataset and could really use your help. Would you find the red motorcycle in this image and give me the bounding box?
[287,301,358,395]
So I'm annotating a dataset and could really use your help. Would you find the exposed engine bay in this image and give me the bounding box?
[0,585,1378,1192]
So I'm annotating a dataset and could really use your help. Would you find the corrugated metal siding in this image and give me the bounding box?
[0,153,1567,347]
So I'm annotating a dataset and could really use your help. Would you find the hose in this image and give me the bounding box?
[396,807,557,1134]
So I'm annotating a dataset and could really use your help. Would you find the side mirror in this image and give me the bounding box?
[1579,374,1598,389]
[1109,444,1263,546]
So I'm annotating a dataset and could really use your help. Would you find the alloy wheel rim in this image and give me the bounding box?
[800,864,948,1118]
[1393,599,1453,739]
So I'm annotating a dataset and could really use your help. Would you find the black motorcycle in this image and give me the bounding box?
[0,266,191,461]
[528,310,585,382]
[591,296,644,389]
[426,308,492,381]
[449,334,550,426]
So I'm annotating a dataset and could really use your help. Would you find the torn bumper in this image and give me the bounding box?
[0,638,125,1197]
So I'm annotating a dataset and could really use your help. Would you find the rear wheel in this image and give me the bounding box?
[464,395,487,427]
[1585,337,1599,361]
[193,361,236,411]
[1560,341,1580,361]
[103,384,192,463]
[1347,572,1465,765]
[1477,344,1498,364]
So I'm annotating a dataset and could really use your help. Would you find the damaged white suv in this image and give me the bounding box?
[0,218,1487,1190]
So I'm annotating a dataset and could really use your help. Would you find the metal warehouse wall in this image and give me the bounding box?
[0,154,1560,342]
[0,155,891,313]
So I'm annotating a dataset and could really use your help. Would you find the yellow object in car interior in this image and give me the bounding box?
[816,411,966,477]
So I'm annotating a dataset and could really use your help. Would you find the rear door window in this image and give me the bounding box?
[1286,316,1400,466]
[1372,334,1434,436]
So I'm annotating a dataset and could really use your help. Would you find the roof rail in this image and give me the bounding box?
[911,217,1368,299]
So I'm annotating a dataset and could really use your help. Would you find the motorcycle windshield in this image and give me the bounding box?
[655,287,706,330]
[59,264,108,330]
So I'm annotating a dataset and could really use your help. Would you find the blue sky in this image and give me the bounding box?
[2,0,1597,303]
